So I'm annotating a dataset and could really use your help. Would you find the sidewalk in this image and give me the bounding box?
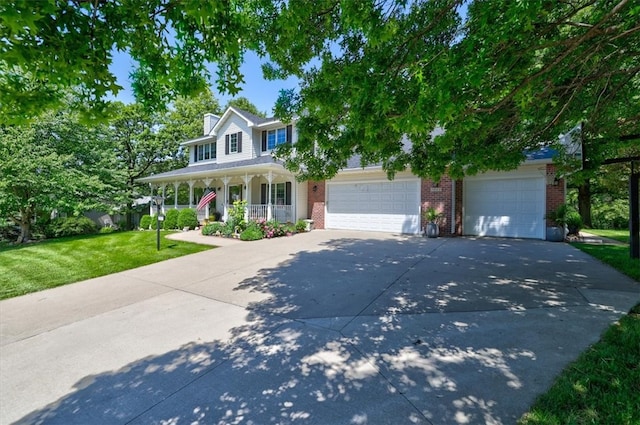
[578,231,628,245]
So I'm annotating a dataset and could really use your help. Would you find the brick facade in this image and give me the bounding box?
[545,164,566,225]
[421,177,455,236]
[307,180,326,229]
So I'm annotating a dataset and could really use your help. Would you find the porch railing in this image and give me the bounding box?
[246,204,293,223]
[152,204,294,223]
[247,204,268,221]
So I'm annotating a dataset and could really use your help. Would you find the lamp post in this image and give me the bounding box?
[153,195,164,251]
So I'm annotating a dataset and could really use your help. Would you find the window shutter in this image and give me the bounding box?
[285,182,292,205]
[193,146,197,162]
[261,130,267,151]
[225,134,229,155]
[286,125,293,144]
[237,132,242,153]
[261,184,267,204]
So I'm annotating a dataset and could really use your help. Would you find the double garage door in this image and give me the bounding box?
[326,179,421,234]
[464,172,546,239]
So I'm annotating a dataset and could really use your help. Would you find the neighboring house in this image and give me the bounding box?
[138,107,565,240]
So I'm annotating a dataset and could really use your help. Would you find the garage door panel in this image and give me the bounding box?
[464,176,545,239]
[326,179,420,234]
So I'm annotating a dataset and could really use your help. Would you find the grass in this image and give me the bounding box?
[584,228,631,244]
[0,231,213,300]
[518,304,640,425]
[571,244,640,281]
[519,233,640,425]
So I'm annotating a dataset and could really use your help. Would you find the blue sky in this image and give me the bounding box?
[108,50,300,116]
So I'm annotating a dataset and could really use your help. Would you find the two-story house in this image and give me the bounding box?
[138,107,565,239]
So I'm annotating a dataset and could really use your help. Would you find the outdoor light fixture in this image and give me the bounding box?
[312,185,318,192]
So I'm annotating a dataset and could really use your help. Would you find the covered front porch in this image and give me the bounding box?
[143,163,308,224]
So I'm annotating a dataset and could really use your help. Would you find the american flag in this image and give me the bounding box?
[196,188,216,210]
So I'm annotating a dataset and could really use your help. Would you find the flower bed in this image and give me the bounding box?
[201,218,307,241]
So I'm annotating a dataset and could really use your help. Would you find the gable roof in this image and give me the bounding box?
[211,106,280,135]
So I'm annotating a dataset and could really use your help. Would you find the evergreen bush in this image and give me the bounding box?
[139,215,152,230]
[150,215,165,230]
[164,209,179,230]
[177,208,199,230]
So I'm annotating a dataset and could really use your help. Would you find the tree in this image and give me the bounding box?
[256,1,639,181]
[157,89,222,171]
[0,111,109,242]
[225,97,266,117]
[0,1,252,123]
[109,103,174,230]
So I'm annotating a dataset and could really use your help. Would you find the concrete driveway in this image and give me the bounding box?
[1,230,638,425]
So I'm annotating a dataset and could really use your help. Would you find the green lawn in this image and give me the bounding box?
[584,228,631,244]
[519,239,640,424]
[0,231,213,300]
[572,243,640,281]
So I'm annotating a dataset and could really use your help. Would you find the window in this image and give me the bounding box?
[260,182,292,205]
[262,125,293,151]
[195,142,216,162]
[225,132,242,154]
[230,133,238,153]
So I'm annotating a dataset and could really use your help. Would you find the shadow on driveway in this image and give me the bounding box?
[10,236,639,425]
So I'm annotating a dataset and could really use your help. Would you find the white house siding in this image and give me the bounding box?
[216,114,255,164]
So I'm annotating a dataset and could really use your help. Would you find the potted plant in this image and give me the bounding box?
[423,207,444,238]
[545,204,569,242]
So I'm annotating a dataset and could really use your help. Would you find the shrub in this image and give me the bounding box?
[202,222,224,236]
[240,225,263,241]
[177,208,199,230]
[99,226,115,234]
[150,215,165,230]
[566,211,583,235]
[164,209,179,230]
[295,220,307,233]
[46,216,99,238]
[228,200,247,231]
[222,217,237,237]
[139,215,152,230]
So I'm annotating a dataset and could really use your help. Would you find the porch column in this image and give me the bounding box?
[160,184,166,214]
[173,182,179,209]
[203,178,212,218]
[150,184,156,215]
[188,180,195,208]
[267,171,273,221]
[222,176,231,221]
[243,173,252,221]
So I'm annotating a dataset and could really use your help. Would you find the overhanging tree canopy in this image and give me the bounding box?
[257,0,640,180]
[1,0,638,179]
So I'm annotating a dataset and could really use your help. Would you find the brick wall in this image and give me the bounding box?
[421,177,457,236]
[454,179,463,235]
[545,164,565,224]
[307,180,325,229]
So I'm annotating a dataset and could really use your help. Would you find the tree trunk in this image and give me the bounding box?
[126,202,134,230]
[16,217,31,243]
[577,180,593,228]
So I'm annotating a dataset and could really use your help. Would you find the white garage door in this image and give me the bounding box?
[464,174,545,239]
[326,179,420,234]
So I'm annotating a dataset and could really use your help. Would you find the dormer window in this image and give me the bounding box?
[225,132,243,154]
[194,142,216,163]
[262,125,293,152]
